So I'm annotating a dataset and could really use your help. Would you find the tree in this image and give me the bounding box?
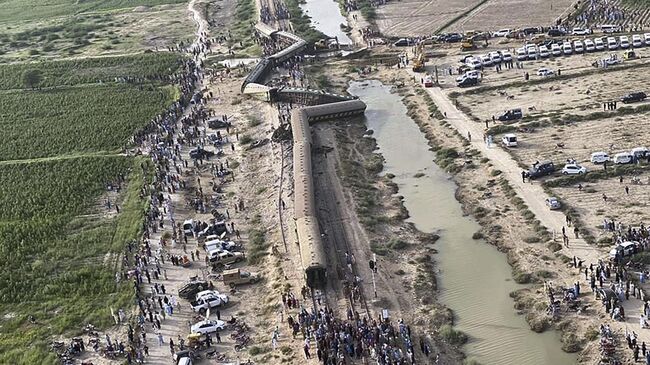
[22,69,43,90]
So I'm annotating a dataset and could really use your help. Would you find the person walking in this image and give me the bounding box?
[157,332,164,346]
[271,327,279,350]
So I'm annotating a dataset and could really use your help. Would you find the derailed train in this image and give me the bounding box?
[291,101,366,288]
[243,23,367,288]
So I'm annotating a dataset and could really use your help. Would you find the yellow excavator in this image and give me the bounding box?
[412,43,426,72]
[460,38,476,51]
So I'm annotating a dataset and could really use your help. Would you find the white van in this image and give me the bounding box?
[620,35,630,49]
[502,134,518,147]
[607,36,618,50]
[594,37,605,50]
[590,151,609,164]
[573,40,584,53]
[601,24,621,33]
[632,34,643,48]
[614,152,633,164]
[562,42,573,55]
[584,39,595,52]
[466,58,482,70]
[526,46,538,60]
[489,52,502,63]
[645,33,650,46]
[631,147,649,160]
[516,48,527,61]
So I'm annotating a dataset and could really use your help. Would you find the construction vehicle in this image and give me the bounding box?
[460,38,476,51]
[623,50,639,60]
[412,42,427,72]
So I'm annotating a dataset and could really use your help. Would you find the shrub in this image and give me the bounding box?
[239,135,253,144]
[439,325,468,345]
[523,236,541,243]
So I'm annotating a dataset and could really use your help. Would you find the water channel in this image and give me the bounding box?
[299,0,352,45]
[348,80,576,365]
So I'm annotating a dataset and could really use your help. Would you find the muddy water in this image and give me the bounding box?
[300,0,352,45]
[348,80,576,365]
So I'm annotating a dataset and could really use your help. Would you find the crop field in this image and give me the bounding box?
[0,0,187,23]
[0,156,149,365]
[447,0,575,32]
[374,0,483,36]
[0,3,193,61]
[0,16,180,361]
[0,52,183,89]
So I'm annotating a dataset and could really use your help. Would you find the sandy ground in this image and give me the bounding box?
[374,0,482,36]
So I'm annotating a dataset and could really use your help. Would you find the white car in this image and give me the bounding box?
[562,163,587,175]
[551,43,562,56]
[539,45,550,58]
[527,47,538,60]
[501,51,513,62]
[466,58,482,70]
[195,290,223,300]
[489,52,502,63]
[584,39,595,52]
[456,70,480,82]
[183,219,195,236]
[545,197,561,210]
[502,133,518,147]
[590,152,609,164]
[607,37,618,50]
[494,29,511,37]
[594,37,605,50]
[620,35,630,49]
[190,320,226,335]
[562,42,573,55]
[572,27,590,35]
[516,48,527,61]
[614,152,633,164]
[190,293,229,312]
[480,54,493,67]
[633,34,643,48]
[573,40,584,53]
[537,67,554,77]
[645,33,650,46]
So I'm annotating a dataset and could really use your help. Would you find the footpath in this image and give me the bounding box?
[417,80,650,348]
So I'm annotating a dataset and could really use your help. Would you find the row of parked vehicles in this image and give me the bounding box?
[515,33,650,61]
[590,147,650,165]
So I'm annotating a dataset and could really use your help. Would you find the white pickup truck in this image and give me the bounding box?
[190,292,229,313]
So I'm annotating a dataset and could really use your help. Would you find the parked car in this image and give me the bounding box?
[562,163,587,175]
[489,51,502,63]
[190,293,229,313]
[480,54,493,67]
[195,289,224,300]
[457,77,479,87]
[562,42,573,55]
[620,35,630,48]
[545,197,561,210]
[614,152,633,164]
[631,147,649,160]
[594,37,605,51]
[584,39,595,52]
[621,91,647,103]
[526,47,538,60]
[183,219,196,236]
[466,57,482,70]
[516,48,528,61]
[424,76,434,87]
[498,108,523,121]
[633,34,644,47]
[393,38,413,47]
[607,36,618,50]
[548,28,567,37]
[178,280,209,300]
[197,221,228,239]
[572,27,590,35]
[645,33,650,46]
[537,67,554,77]
[191,320,226,335]
[501,51,513,61]
[528,161,555,179]
[501,133,518,147]
[445,33,463,42]
[456,70,480,82]
[573,40,584,53]
[539,45,550,58]
[208,250,245,265]
[493,29,511,37]
[590,151,610,164]
[551,43,562,56]
[609,241,639,259]
[601,24,621,33]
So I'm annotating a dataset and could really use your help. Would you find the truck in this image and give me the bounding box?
[223,269,260,288]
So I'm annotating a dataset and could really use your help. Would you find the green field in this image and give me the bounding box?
[0,0,187,23]
[0,50,180,365]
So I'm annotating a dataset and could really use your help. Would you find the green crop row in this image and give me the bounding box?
[0,52,183,90]
[0,83,176,161]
